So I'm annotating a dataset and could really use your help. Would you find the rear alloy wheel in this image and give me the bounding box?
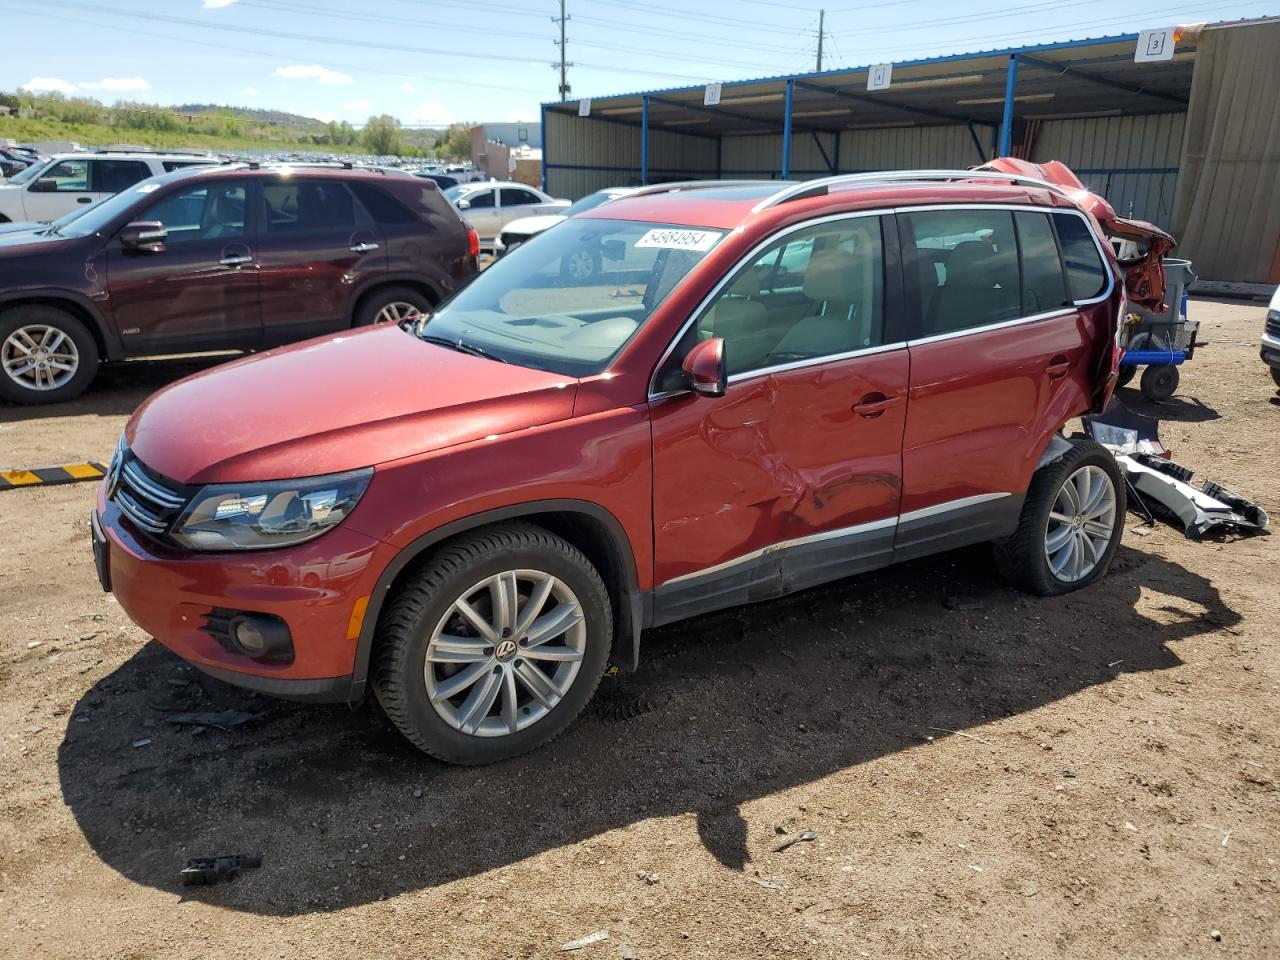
[372,523,612,764]
[0,305,98,405]
[355,285,433,327]
[996,439,1125,596]
[560,249,600,283]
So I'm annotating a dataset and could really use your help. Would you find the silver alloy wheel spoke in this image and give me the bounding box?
[1044,464,1116,583]
[423,569,587,737]
[374,301,418,324]
[2,324,79,391]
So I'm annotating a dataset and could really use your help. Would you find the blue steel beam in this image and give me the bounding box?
[641,95,649,185]
[781,79,794,179]
[998,54,1018,157]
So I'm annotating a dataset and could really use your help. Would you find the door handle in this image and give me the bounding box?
[853,393,901,418]
[220,254,253,267]
[1046,356,1071,378]
[350,241,379,253]
[77,197,93,204]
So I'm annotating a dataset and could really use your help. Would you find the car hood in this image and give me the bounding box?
[503,214,568,236]
[127,324,579,485]
[0,225,70,250]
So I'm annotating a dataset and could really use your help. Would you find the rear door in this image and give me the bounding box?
[894,205,1099,559]
[255,177,383,343]
[105,177,260,353]
[649,214,908,623]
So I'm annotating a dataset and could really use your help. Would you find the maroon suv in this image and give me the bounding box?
[0,163,479,404]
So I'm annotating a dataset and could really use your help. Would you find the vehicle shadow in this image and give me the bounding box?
[1115,385,1221,423]
[0,355,233,423]
[57,540,1236,915]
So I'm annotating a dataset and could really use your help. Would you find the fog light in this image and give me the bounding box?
[228,614,293,662]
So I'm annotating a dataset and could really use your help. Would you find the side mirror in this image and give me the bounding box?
[30,178,57,193]
[119,220,168,254]
[682,337,727,397]
[456,198,471,210]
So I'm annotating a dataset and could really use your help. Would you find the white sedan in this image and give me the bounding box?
[494,187,641,265]
[443,181,569,246]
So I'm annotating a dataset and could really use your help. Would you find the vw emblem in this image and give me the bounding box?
[495,639,518,662]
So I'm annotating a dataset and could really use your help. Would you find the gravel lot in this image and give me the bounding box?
[1,298,1276,959]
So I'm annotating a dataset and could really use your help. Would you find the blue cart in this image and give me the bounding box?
[1116,258,1197,401]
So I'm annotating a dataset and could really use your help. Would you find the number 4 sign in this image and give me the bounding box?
[1135,28,1177,62]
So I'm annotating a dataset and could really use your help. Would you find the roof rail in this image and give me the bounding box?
[627,178,774,198]
[751,169,1070,212]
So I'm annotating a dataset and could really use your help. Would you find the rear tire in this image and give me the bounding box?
[995,439,1125,596]
[372,523,613,764]
[1140,364,1179,401]
[0,304,98,405]
[354,285,433,327]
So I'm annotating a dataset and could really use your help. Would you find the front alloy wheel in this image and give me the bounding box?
[372,523,612,764]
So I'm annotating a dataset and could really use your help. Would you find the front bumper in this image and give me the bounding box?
[95,491,391,703]
[1261,330,1280,368]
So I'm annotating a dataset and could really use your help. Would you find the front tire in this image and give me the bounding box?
[0,304,98,405]
[996,439,1125,596]
[372,523,613,764]
[1269,366,1280,388]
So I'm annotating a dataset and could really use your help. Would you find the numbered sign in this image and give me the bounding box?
[704,82,722,106]
[578,98,592,117]
[868,63,893,91]
[1135,28,1177,62]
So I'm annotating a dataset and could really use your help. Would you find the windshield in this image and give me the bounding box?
[420,219,724,376]
[6,157,50,186]
[442,184,468,202]
[43,179,160,236]
[563,191,621,217]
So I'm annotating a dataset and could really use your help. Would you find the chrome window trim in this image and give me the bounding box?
[726,340,907,385]
[647,208,884,400]
[659,492,1012,588]
[646,203,1114,401]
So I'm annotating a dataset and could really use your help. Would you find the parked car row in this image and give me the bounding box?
[0,162,478,403]
[89,158,1175,763]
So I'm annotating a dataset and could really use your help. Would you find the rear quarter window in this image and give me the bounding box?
[350,182,418,224]
[1054,212,1109,301]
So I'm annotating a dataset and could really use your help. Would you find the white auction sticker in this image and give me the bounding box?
[635,228,721,251]
[136,183,161,193]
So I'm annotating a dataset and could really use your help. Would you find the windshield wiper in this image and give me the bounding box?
[419,334,508,364]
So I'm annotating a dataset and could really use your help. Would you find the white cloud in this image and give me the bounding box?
[412,100,454,126]
[20,76,76,96]
[505,108,538,123]
[203,0,238,7]
[342,98,371,112]
[241,86,259,97]
[400,82,415,94]
[273,64,353,86]
[79,76,151,93]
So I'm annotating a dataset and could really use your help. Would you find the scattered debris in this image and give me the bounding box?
[1108,660,1125,668]
[1210,930,1222,942]
[1116,454,1269,539]
[773,830,817,853]
[180,854,262,886]
[926,726,994,746]
[132,738,152,749]
[1061,770,1076,778]
[621,946,636,960]
[967,863,983,872]
[166,710,257,731]
[636,871,659,886]
[1221,830,1232,847]
[26,640,45,649]
[1124,821,1138,832]
[747,876,783,890]
[561,929,609,951]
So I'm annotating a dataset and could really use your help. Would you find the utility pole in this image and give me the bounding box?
[553,0,572,102]
[816,9,825,72]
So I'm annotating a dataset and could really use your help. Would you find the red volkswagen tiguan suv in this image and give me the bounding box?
[93,159,1173,764]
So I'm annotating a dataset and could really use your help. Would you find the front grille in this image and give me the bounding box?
[1266,311,1280,338]
[111,453,189,537]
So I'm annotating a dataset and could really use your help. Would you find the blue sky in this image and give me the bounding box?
[1,0,1273,127]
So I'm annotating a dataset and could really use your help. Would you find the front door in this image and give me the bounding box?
[23,157,99,221]
[461,187,502,241]
[649,215,908,624]
[894,205,1093,559]
[106,178,261,354]
[255,177,383,343]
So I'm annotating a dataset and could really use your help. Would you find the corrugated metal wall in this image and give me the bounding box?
[717,124,993,177]
[544,111,717,198]
[1030,113,1185,227]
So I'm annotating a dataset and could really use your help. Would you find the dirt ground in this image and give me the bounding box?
[1,298,1277,960]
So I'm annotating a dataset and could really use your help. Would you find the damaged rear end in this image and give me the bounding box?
[976,158,1177,410]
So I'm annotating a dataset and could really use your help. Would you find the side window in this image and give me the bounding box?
[692,217,885,376]
[465,189,495,209]
[350,182,416,225]
[501,187,541,207]
[91,160,151,193]
[903,209,1020,336]
[162,160,212,173]
[1014,212,1069,314]
[264,180,355,233]
[38,159,89,192]
[144,182,247,243]
[1054,213,1108,301]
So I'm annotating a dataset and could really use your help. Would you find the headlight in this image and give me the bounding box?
[171,468,373,551]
